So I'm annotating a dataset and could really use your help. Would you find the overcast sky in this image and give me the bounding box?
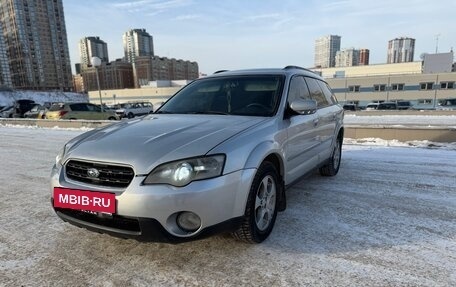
[63,0,456,74]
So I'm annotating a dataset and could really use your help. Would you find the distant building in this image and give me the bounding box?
[313,52,456,108]
[0,22,11,88]
[134,56,199,87]
[123,29,154,63]
[75,60,134,92]
[359,49,370,65]
[335,48,360,67]
[387,37,415,64]
[0,0,72,91]
[79,36,109,65]
[314,35,341,68]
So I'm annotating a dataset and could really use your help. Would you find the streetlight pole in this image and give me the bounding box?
[91,56,104,112]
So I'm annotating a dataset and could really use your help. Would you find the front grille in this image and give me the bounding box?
[66,160,134,188]
[56,208,141,232]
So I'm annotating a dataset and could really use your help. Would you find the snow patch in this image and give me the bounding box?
[344,137,456,150]
[0,90,88,106]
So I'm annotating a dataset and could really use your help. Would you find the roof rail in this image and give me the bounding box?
[213,70,229,74]
[283,65,312,72]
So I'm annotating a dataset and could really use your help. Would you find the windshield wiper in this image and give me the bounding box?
[155,110,174,114]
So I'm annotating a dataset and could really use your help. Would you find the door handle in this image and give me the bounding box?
[313,118,319,126]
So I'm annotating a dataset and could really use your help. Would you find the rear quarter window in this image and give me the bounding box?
[317,81,337,105]
[304,78,330,108]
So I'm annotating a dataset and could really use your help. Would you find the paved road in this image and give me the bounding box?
[1,127,455,286]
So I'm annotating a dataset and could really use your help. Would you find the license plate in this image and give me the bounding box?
[53,187,116,213]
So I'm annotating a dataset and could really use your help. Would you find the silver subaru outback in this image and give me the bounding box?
[51,66,344,243]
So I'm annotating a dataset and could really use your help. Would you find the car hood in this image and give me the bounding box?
[65,114,266,174]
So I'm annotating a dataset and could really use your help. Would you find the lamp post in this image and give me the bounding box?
[91,56,104,112]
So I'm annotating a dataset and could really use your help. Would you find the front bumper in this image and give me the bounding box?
[50,163,255,242]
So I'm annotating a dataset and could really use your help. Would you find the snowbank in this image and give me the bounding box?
[0,90,88,106]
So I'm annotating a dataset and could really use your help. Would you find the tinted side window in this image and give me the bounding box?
[304,78,330,108]
[70,104,89,111]
[287,76,311,104]
[317,81,337,105]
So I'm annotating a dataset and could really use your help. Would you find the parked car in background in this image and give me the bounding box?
[342,104,357,111]
[115,102,153,118]
[51,66,344,244]
[377,102,397,110]
[396,101,412,110]
[13,99,35,117]
[45,102,120,120]
[437,98,456,110]
[0,105,14,118]
[24,104,47,119]
[365,103,379,111]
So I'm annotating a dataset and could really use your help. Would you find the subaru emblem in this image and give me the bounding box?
[87,168,100,178]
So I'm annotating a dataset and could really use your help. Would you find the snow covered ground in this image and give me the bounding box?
[1,126,455,286]
[0,90,88,107]
[344,114,456,127]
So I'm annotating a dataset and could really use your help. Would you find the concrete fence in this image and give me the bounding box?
[1,118,455,143]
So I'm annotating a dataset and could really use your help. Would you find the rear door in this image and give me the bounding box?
[86,103,103,119]
[305,78,340,161]
[68,103,89,119]
[284,75,320,184]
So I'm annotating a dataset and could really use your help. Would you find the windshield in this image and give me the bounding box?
[157,75,284,117]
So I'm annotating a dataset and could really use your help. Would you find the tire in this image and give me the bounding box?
[320,137,342,176]
[233,161,279,243]
[127,112,134,119]
[108,116,116,121]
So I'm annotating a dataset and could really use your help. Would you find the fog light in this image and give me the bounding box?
[176,211,201,232]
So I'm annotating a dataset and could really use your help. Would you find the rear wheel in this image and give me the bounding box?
[127,112,134,119]
[233,161,279,243]
[108,116,116,120]
[320,137,342,176]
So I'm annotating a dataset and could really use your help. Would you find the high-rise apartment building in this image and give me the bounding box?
[387,37,415,64]
[79,36,109,66]
[134,56,199,87]
[0,0,72,90]
[359,49,370,65]
[0,22,12,88]
[123,29,154,63]
[335,48,360,67]
[314,35,341,68]
[75,60,134,92]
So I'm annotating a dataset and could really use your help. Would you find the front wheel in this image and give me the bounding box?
[320,137,342,176]
[232,161,279,243]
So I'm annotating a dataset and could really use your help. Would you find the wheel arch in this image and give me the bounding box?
[243,142,286,212]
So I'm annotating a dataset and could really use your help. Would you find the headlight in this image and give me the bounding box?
[55,146,66,166]
[143,155,225,187]
[55,142,74,166]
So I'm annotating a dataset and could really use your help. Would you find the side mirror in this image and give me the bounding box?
[289,99,317,115]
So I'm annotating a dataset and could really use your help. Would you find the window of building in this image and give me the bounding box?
[373,84,386,92]
[391,83,405,91]
[348,85,360,92]
[440,81,454,89]
[420,82,433,90]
